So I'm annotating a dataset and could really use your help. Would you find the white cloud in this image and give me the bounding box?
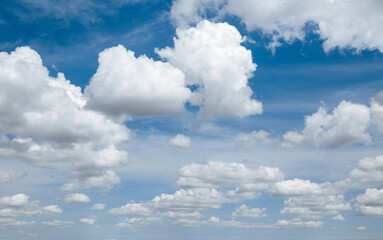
[332,214,345,221]
[0,195,62,218]
[61,170,121,191]
[355,188,383,216]
[283,101,371,148]
[90,203,106,210]
[0,193,29,207]
[176,161,284,190]
[0,47,130,190]
[235,130,274,148]
[85,45,191,118]
[232,204,267,218]
[270,179,335,198]
[336,155,383,190]
[79,217,97,225]
[171,0,383,53]
[109,203,152,216]
[356,226,367,231]
[0,218,35,226]
[157,20,262,121]
[152,188,225,212]
[64,193,91,203]
[42,205,63,215]
[168,134,191,148]
[41,220,75,226]
[280,195,351,219]
[117,217,162,228]
[276,218,322,228]
[0,169,27,183]
[371,90,383,132]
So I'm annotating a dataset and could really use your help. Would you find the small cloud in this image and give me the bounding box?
[79,217,97,225]
[65,193,91,203]
[332,214,345,221]
[168,134,191,148]
[356,226,367,231]
[90,203,106,210]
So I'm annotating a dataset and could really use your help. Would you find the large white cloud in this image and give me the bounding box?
[157,20,262,121]
[171,0,383,53]
[85,45,191,118]
[283,101,371,148]
[0,47,130,190]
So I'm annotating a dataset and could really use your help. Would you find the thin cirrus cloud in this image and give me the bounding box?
[171,0,383,52]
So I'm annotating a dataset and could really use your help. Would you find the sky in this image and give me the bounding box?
[0,0,383,239]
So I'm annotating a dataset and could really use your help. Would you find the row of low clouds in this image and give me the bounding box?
[105,155,383,228]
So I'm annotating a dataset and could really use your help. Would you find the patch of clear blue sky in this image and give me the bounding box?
[1,0,383,136]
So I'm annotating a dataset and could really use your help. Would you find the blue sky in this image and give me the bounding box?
[1,0,383,239]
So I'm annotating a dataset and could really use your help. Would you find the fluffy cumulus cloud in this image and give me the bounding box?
[171,0,383,52]
[283,101,371,148]
[0,193,29,207]
[168,134,191,148]
[157,20,262,121]
[85,45,191,118]
[336,155,383,190]
[64,193,91,203]
[270,179,335,198]
[355,188,383,216]
[0,47,130,190]
[235,130,274,148]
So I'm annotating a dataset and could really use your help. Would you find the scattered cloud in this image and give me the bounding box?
[235,130,274,148]
[79,216,97,225]
[90,203,106,210]
[109,203,152,216]
[64,193,91,203]
[232,205,267,218]
[356,226,367,231]
[283,101,371,148]
[168,134,191,148]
